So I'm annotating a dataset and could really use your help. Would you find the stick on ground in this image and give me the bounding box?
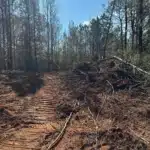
[47,101,77,150]
[47,112,73,150]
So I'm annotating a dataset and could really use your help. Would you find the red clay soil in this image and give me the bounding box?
[0,73,149,150]
[0,73,69,150]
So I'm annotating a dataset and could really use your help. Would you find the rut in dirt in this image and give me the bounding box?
[0,73,71,150]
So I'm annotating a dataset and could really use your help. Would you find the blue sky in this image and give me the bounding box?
[57,0,108,30]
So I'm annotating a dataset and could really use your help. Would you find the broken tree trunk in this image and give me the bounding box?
[112,56,150,76]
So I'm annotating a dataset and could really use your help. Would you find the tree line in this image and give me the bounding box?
[0,0,149,72]
[58,0,150,70]
[0,0,59,71]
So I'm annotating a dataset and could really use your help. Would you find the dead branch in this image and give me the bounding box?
[47,112,73,150]
[129,128,150,145]
[106,80,114,94]
[47,102,77,150]
[76,69,89,81]
[88,107,99,148]
[98,55,150,76]
[113,56,150,76]
[87,93,107,149]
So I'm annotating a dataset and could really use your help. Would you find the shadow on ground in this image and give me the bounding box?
[2,72,44,96]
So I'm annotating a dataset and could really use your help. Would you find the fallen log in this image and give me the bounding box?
[98,56,150,76]
[112,56,150,76]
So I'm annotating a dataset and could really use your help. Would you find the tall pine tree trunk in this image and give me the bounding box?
[124,0,128,50]
[7,0,13,70]
[130,0,135,50]
[46,4,50,71]
[139,0,143,54]
[103,0,115,58]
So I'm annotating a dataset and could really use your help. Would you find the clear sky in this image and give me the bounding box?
[57,0,108,31]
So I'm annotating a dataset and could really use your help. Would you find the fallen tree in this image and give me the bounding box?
[72,56,150,93]
[112,56,150,76]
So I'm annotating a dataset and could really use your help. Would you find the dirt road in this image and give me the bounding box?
[0,73,72,150]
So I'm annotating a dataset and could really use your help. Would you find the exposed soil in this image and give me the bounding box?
[0,68,149,150]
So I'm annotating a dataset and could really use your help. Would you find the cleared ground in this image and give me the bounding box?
[0,72,149,150]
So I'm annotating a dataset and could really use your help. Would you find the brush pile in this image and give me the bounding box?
[61,57,150,149]
[71,57,149,93]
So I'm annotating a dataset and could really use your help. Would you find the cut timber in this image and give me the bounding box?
[112,56,150,76]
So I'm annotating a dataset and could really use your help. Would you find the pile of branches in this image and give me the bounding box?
[71,56,150,93]
[63,56,150,123]
[58,57,150,150]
